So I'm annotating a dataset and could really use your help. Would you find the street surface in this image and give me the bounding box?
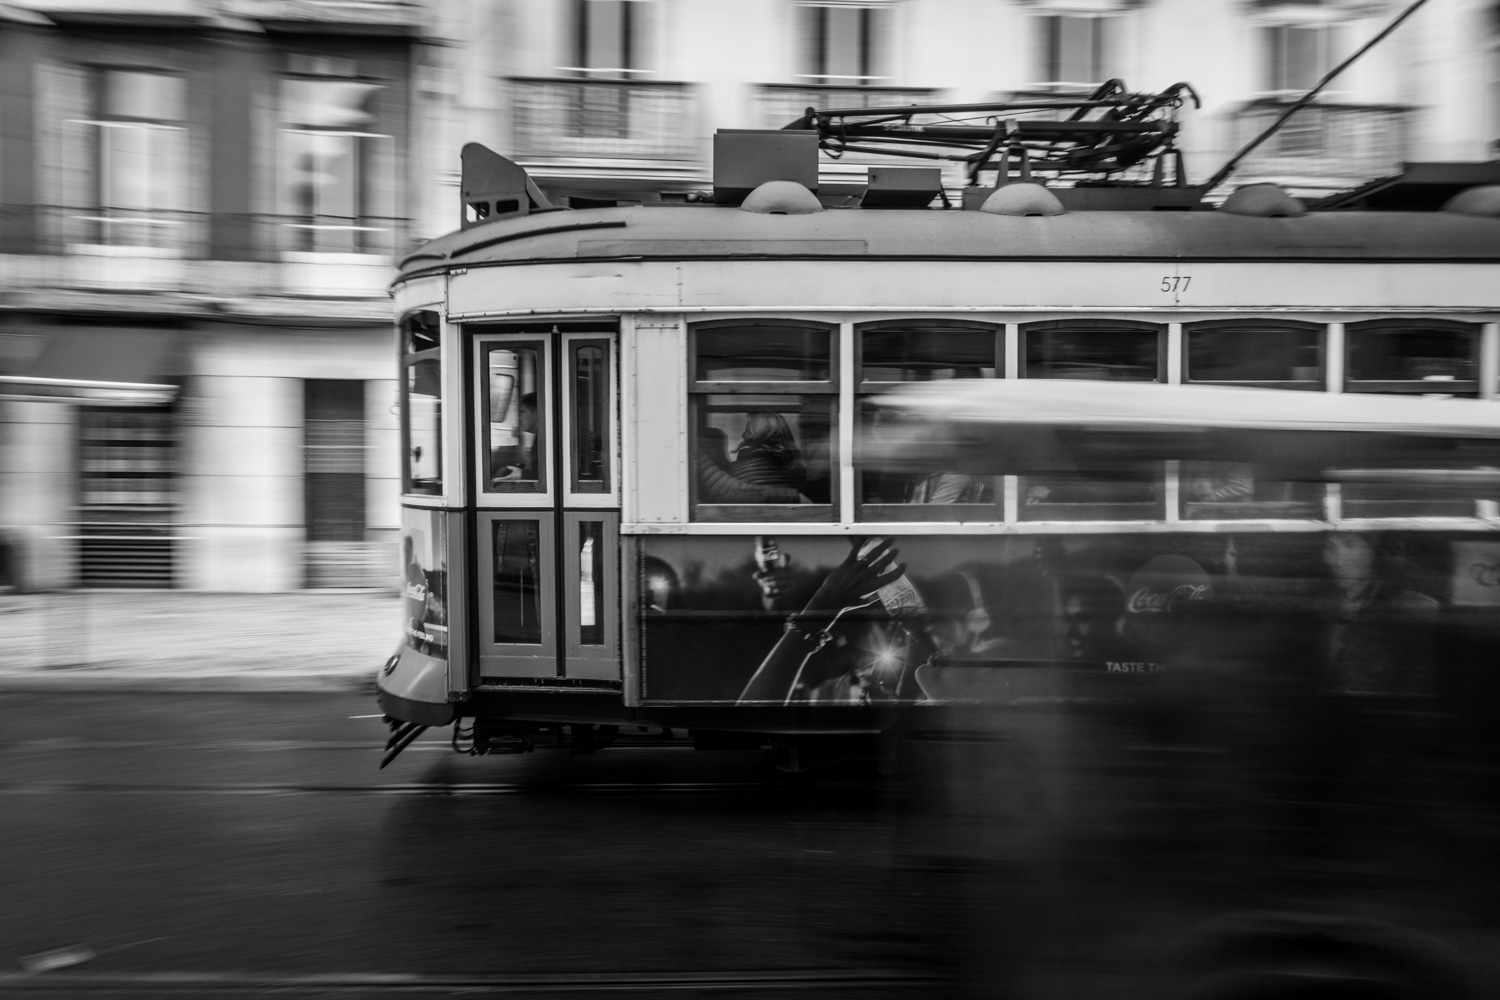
[0,692,949,999]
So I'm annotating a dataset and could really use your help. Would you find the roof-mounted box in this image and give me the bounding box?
[713,130,818,205]
[862,167,944,209]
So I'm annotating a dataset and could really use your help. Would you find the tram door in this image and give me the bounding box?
[473,326,619,682]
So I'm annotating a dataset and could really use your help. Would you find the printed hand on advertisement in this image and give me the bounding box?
[754,565,796,612]
[807,538,902,613]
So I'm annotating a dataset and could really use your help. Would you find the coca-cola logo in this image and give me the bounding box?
[1469,562,1500,588]
[1125,555,1211,645]
[1127,582,1209,614]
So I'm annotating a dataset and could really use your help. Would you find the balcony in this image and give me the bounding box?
[221,0,425,34]
[508,77,699,163]
[1229,99,1412,184]
[1,207,404,310]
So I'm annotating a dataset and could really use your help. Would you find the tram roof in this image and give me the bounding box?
[395,205,1500,282]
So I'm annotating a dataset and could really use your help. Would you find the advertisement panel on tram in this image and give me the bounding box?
[639,533,1499,705]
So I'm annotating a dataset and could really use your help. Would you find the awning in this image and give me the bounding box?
[0,327,179,405]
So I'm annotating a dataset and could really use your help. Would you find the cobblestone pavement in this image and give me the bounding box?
[0,590,401,691]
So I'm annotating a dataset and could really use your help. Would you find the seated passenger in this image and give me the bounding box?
[908,472,991,504]
[1186,462,1254,503]
[697,427,807,504]
[730,412,807,494]
[493,392,537,484]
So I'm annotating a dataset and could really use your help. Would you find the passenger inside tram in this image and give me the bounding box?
[729,412,807,493]
[696,427,809,505]
[494,391,537,483]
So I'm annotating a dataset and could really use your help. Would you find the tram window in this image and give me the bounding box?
[1345,319,1480,396]
[1186,320,1323,388]
[576,519,605,646]
[690,320,837,521]
[1021,320,1164,520]
[1022,321,1164,382]
[859,321,1000,381]
[401,310,442,496]
[482,342,547,494]
[693,395,836,514]
[1181,461,1323,520]
[693,321,831,382]
[568,339,612,494]
[492,518,544,644]
[1343,320,1483,517]
[856,320,1002,519]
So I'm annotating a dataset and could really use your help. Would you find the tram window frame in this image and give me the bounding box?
[475,333,553,502]
[400,309,443,497]
[1178,319,1327,520]
[1344,319,1481,397]
[1185,319,1325,389]
[855,319,1004,522]
[688,318,839,523]
[1341,318,1484,518]
[1018,319,1166,521]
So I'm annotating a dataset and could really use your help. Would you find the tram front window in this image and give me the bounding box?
[401,310,442,496]
[483,343,546,493]
[690,320,837,520]
[1021,321,1165,520]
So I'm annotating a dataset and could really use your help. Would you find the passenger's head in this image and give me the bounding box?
[924,570,994,655]
[1323,532,1378,590]
[1060,575,1127,660]
[740,411,797,455]
[517,392,537,433]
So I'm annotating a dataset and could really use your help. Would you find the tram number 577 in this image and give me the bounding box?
[1159,276,1192,293]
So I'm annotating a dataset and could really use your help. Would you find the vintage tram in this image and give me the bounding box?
[378,118,1500,775]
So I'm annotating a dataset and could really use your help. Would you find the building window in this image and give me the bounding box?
[83,69,187,249]
[570,0,654,79]
[690,320,838,522]
[279,76,392,254]
[1037,14,1116,88]
[1263,22,1341,94]
[799,3,890,85]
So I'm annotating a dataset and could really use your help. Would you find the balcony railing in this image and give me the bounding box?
[1230,99,1412,181]
[1,207,405,302]
[509,77,698,161]
[15,206,405,261]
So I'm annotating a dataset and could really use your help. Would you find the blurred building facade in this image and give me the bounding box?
[1,0,1497,592]
[0,0,418,591]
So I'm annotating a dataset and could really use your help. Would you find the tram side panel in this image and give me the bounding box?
[378,505,456,726]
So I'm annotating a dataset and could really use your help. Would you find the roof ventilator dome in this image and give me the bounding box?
[979,183,1066,217]
[739,180,824,215]
[1442,185,1500,218]
[1219,183,1306,218]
